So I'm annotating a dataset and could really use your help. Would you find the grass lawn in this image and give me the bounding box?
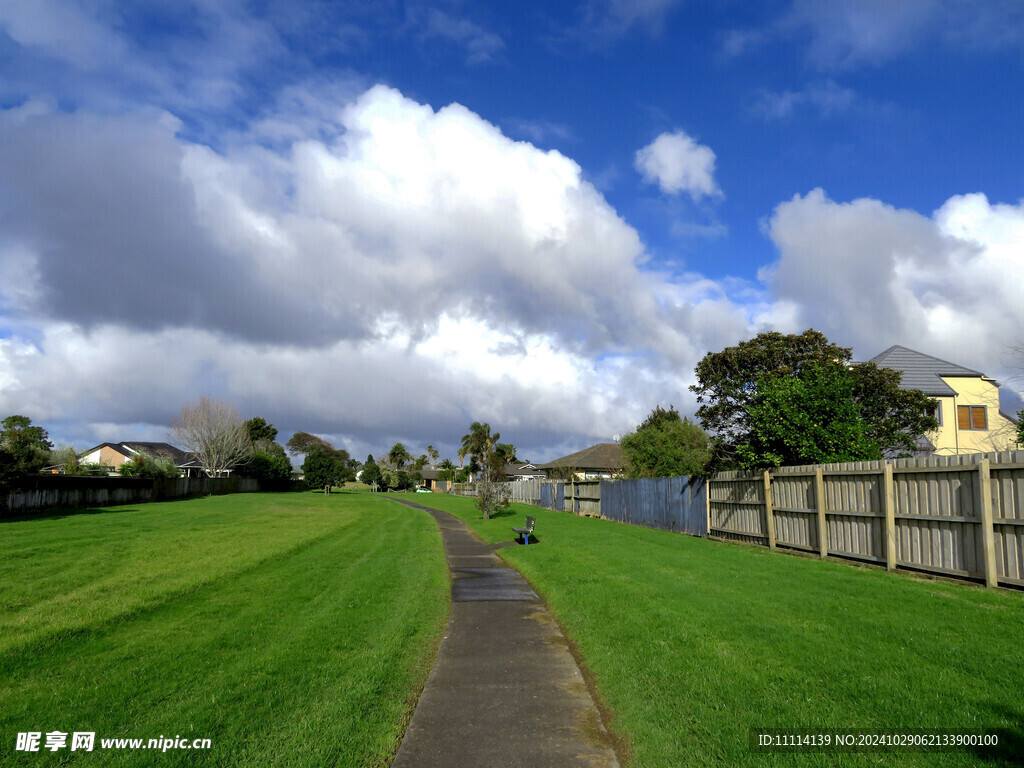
[415,493,1024,768]
[1,490,449,767]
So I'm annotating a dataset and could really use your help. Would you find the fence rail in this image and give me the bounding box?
[708,450,1024,588]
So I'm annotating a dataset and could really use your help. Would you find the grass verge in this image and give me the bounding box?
[416,493,1024,768]
[1,491,449,767]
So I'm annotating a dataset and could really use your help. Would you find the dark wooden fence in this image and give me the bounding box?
[2,475,262,517]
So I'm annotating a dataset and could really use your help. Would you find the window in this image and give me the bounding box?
[957,405,987,431]
[928,402,943,426]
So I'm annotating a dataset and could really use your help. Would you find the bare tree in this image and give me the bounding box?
[171,397,252,477]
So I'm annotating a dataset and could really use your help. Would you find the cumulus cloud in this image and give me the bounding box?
[764,188,1024,377]
[635,131,721,200]
[0,85,764,458]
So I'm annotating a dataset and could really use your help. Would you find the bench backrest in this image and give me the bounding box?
[525,516,535,531]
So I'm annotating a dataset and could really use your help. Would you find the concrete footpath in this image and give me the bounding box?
[389,499,620,768]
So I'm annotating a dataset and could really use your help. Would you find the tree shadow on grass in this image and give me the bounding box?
[968,704,1024,766]
[486,508,517,519]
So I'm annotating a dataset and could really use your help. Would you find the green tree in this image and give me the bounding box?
[460,422,509,518]
[286,431,333,456]
[387,442,411,469]
[621,406,710,478]
[437,458,457,490]
[460,422,498,476]
[238,451,292,482]
[303,449,346,491]
[0,415,53,474]
[360,454,382,490]
[735,363,882,470]
[1017,410,1024,447]
[691,330,937,469]
[426,445,439,468]
[849,362,940,457]
[495,443,517,464]
[48,444,82,475]
[245,417,278,445]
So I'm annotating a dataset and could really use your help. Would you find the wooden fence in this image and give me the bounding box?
[708,450,1024,588]
[3,475,262,516]
[450,477,708,537]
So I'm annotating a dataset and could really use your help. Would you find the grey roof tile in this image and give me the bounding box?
[870,345,986,397]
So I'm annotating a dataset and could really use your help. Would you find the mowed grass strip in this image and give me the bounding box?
[417,494,1024,768]
[1,491,449,767]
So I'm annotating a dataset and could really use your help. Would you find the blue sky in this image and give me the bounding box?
[1,0,1022,462]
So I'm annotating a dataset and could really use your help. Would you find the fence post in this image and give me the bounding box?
[815,467,827,558]
[763,470,776,550]
[706,475,712,535]
[883,464,897,571]
[977,459,998,588]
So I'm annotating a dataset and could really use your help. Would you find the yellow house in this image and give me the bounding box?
[871,345,1019,455]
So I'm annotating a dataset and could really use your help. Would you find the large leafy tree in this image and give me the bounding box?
[621,406,710,478]
[245,417,278,445]
[691,330,937,469]
[303,449,348,491]
[286,431,333,456]
[239,417,291,481]
[735,363,881,469]
[360,454,382,489]
[1,415,53,474]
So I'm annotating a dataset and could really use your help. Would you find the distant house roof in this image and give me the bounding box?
[503,462,546,478]
[537,442,624,471]
[120,442,194,465]
[870,345,987,397]
[80,441,194,466]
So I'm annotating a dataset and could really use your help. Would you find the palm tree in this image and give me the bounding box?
[388,442,411,469]
[495,443,517,465]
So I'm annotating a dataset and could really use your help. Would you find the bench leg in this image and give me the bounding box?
[525,532,529,545]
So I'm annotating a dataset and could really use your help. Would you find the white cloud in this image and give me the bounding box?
[635,131,721,200]
[765,188,1024,378]
[0,85,767,458]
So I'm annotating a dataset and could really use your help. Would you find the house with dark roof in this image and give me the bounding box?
[503,462,547,481]
[537,442,625,479]
[871,345,1018,455]
[78,441,205,477]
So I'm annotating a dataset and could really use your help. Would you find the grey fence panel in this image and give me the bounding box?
[540,483,553,508]
[599,476,707,537]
